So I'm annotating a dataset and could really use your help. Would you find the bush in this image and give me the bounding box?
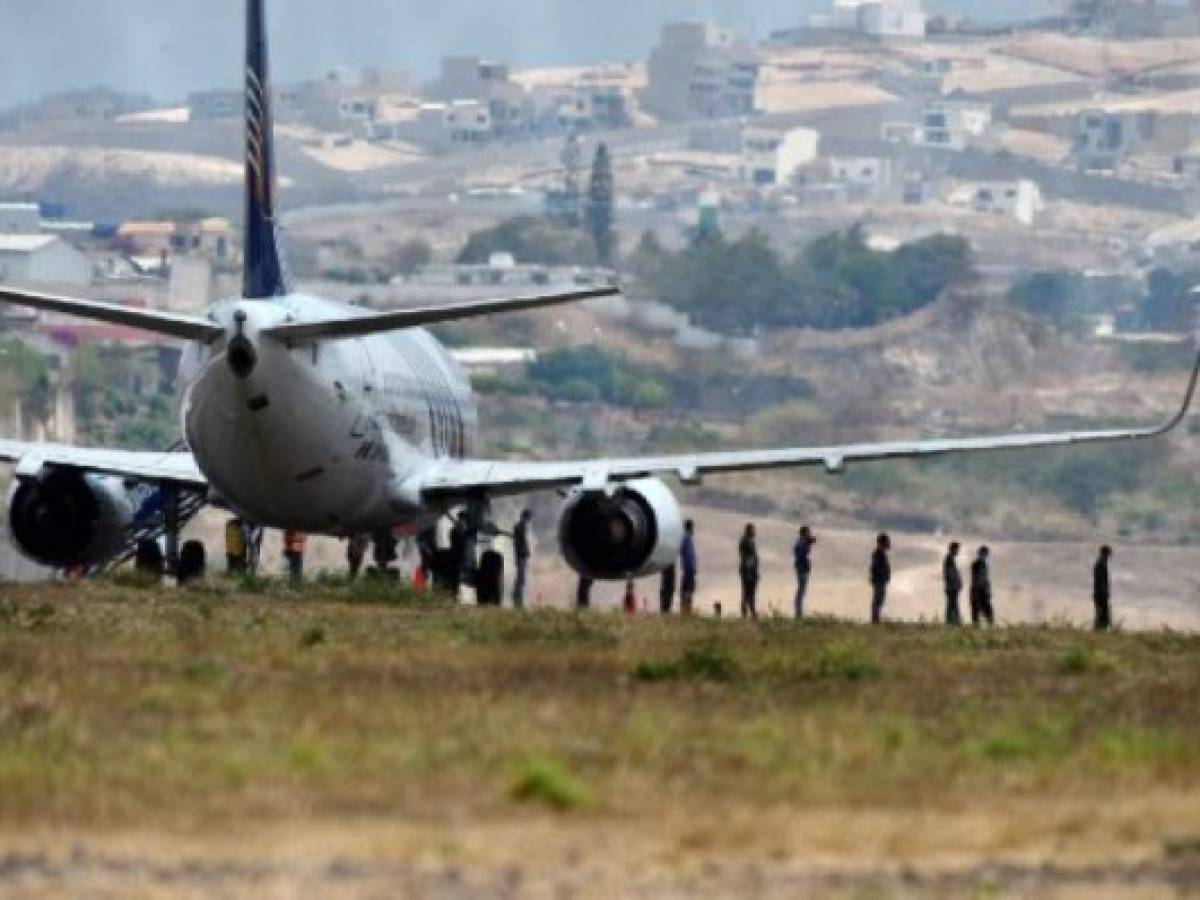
[813,639,882,682]
[646,224,974,335]
[458,217,596,267]
[1057,644,1119,676]
[634,638,741,683]
[509,755,590,810]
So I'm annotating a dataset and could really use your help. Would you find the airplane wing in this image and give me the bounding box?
[418,345,1200,500]
[0,287,225,343]
[261,286,619,344]
[0,440,207,488]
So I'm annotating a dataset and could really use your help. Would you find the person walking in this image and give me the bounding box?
[738,523,760,620]
[448,512,469,598]
[283,529,306,582]
[346,533,368,580]
[793,526,816,620]
[680,520,698,615]
[576,575,594,610]
[1093,545,1113,631]
[943,542,963,626]
[225,517,249,574]
[870,533,891,624]
[659,564,677,614]
[511,509,533,609]
[970,546,994,626]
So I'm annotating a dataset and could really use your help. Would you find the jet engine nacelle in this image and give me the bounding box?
[558,478,684,581]
[8,469,139,569]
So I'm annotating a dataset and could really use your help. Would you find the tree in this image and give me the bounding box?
[1142,267,1196,332]
[1008,270,1090,333]
[457,217,595,267]
[585,143,616,266]
[391,238,433,277]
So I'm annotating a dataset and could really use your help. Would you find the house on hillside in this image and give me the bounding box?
[949,179,1044,226]
[741,126,821,186]
[0,235,92,286]
[642,22,760,122]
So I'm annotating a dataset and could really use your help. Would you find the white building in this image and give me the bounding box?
[816,0,926,38]
[741,126,820,186]
[0,235,93,286]
[827,156,895,193]
[920,98,992,150]
[952,179,1044,226]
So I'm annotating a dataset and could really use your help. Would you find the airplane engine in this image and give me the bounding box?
[8,470,138,569]
[558,478,684,581]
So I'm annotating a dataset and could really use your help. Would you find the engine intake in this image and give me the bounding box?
[8,470,137,569]
[558,478,683,581]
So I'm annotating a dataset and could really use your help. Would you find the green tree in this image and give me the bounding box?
[1008,270,1090,333]
[391,238,433,277]
[1141,267,1196,332]
[458,217,595,267]
[585,143,616,266]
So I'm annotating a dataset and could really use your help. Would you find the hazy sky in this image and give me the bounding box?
[2,0,1044,108]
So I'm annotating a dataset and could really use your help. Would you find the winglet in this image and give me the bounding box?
[1153,341,1200,437]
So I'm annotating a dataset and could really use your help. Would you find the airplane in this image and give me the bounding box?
[0,0,1197,583]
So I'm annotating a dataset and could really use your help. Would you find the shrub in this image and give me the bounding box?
[813,639,882,682]
[299,625,327,649]
[509,755,590,811]
[634,638,741,683]
[1057,644,1119,676]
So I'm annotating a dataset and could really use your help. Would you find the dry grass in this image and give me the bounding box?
[0,580,1198,839]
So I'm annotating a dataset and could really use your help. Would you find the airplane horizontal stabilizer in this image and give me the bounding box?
[261,286,620,344]
[0,287,225,343]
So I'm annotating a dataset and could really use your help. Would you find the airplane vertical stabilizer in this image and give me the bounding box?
[243,0,288,299]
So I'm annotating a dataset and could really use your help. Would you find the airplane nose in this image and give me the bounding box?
[227,310,258,378]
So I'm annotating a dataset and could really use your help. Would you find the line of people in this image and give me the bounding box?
[239,512,1118,632]
[731,524,1115,631]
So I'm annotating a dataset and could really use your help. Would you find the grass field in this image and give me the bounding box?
[1,579,1199,897]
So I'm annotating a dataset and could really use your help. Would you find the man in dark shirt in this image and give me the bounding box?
[739,523,760,620]
[1093,545,1113,631]
[943,542,963,626]
[793,526,816,620]
[576,575,594,610]
[511,509,532,609]
[869,533,891,625]
[680,520,698,615]
[659,564,677,615]
[970,546,994,626]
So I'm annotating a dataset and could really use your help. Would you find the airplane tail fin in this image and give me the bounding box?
[243,0,289,299]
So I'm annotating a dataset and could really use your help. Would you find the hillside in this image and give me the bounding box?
[470,291,1200,544]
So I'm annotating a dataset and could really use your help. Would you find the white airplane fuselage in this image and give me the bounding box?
[181,294,477,535]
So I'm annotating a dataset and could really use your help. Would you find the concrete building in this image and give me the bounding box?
[425,56,528,138]
[814,0,926,38]
[642,22,760,122]
[827,156,896,196]
[741,125,821,186]
[0,203,41,234]
[1073,109,1154,171]
[0,235,92,286]
[919,98,992,150]
[952,179,1045,226]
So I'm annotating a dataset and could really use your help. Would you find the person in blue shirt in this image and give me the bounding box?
[793,525,816,619]
[680,519,698,615]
